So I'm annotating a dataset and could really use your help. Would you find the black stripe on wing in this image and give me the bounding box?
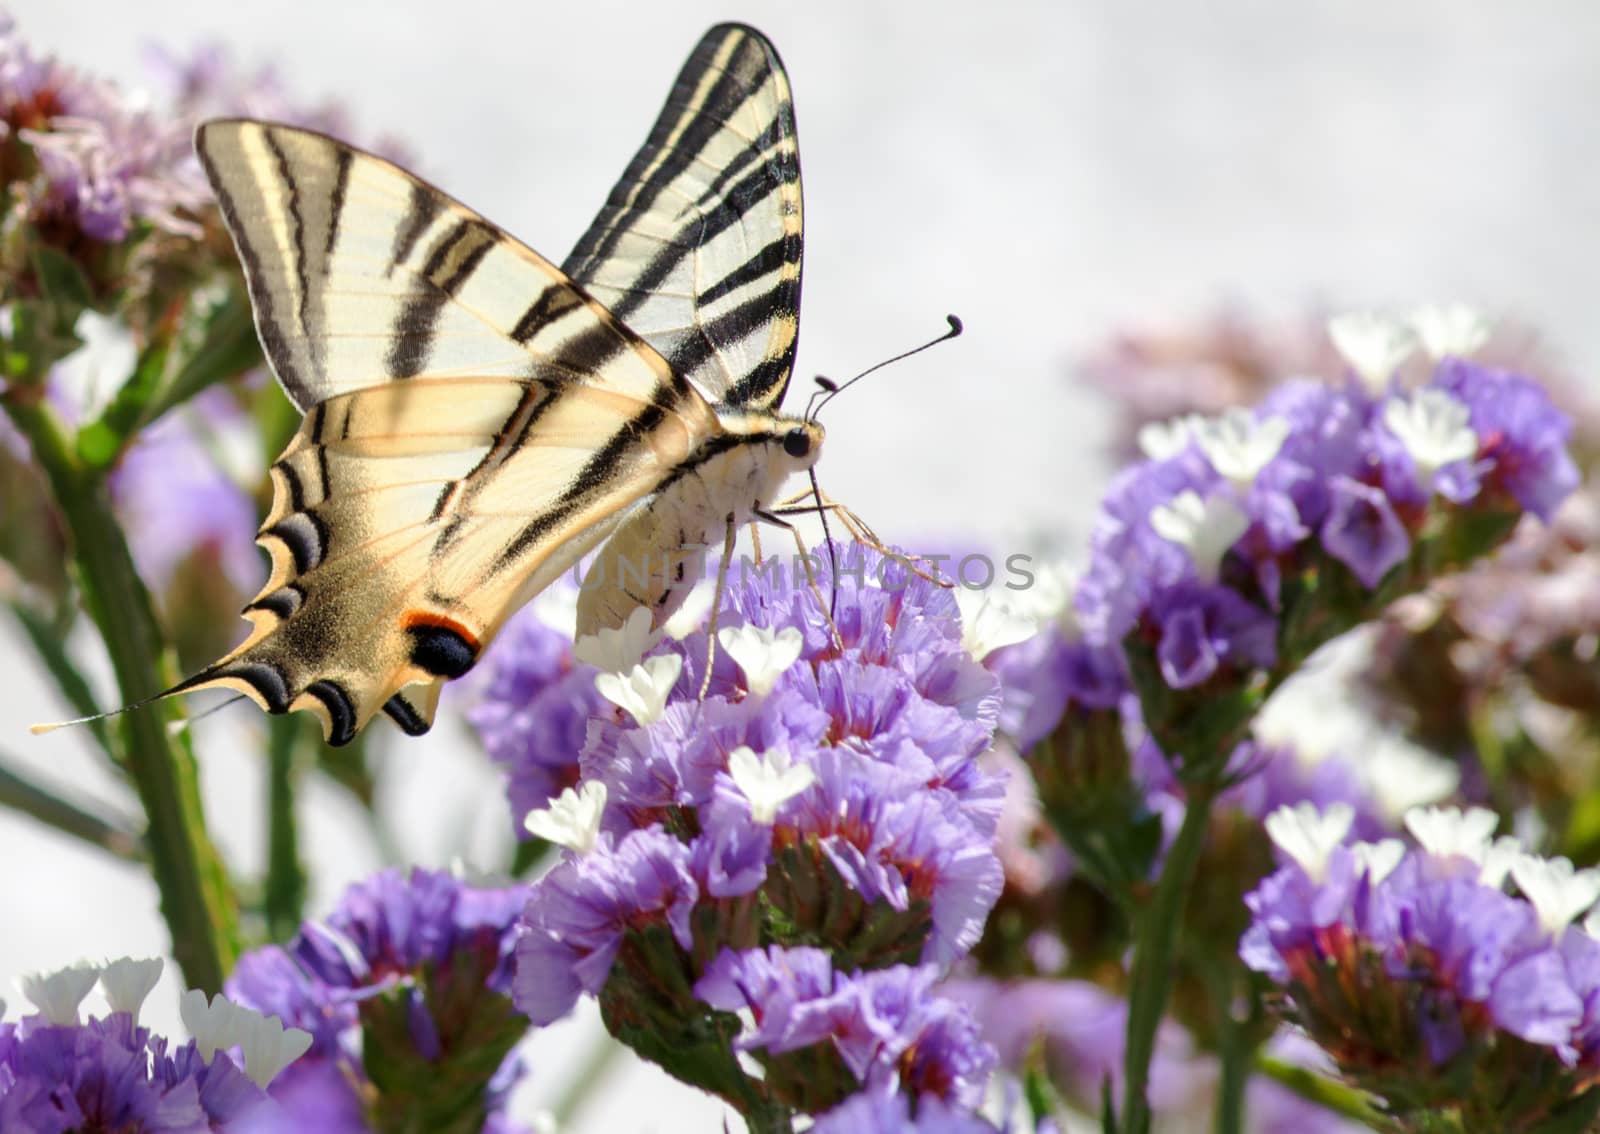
[563,23,804,411]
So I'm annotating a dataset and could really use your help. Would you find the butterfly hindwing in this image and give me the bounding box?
[563,22,803,411]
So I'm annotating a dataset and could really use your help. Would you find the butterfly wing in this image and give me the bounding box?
[182,121,719,743]
[562,22,803,411]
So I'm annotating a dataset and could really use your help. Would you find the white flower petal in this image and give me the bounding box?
[1382,388,1478,490]
[1358,735,1461,824]
[233,1006,314,1088]
[718,624,804,696]
[727,746,816,824]
[1403,805,1499,863]
[524,781,608,854]
[1008,560,1079,634]
[1410,303,1490,360]
[19,963,99,1026]
[1511,854,1600,937]
[954,590,1039,662]
[1328,312,1418,391]
[1264,802,1355,883]
[594,653,682,724]
[573,607,658,673]
[99,956,163,1023]
[1351,839,1405,885]
[1149,490,1250,582]
[1136,415,1203,461]
[1191,408,1290,491]
[1479,836,1525,890]
[180,989,239,1061]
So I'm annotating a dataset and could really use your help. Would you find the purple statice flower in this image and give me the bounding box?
[1033,340,1581,770]
[777,745,1004,963]
[22,107,207,242]
[0,988,290,1132]
[513,825,697,1026]
[464,597,609,831]
[1319,476,1410,589]
[1434,358,1581,522]
[944,978,1212,1117]
[227,867,531,1129]
[501,542,1006,1118]
[1242,806,1600,1125]
[508,540,1004,995]
[0,13,123,135]
[810,1091,1001,1134]
[1188,740,1391,844]
[1077,308,1346,461]
[0,14,207,244]
[2,14,404,250]
[987,618,1128,751]
[288,866,528,996]
[695,945,997,1114]
[146,41,411,165]
[109,393,260,594]
[948,978,1363,1133]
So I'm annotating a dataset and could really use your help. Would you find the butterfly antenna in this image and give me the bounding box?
[806,313,963,422]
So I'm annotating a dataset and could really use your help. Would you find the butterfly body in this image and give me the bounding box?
[164,23,813,744]
[574,409,823,636]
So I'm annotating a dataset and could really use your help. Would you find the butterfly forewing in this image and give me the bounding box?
[563,23,803,410]
[197,120,681,408]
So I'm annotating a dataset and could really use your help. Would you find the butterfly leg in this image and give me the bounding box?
[765,494,954,591]
[698,514,739,700]
[753,507,845,652]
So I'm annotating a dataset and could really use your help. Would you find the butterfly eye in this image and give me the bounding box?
[782,428,812,459]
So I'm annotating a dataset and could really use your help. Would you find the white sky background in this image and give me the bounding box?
[3,0,1599,1129]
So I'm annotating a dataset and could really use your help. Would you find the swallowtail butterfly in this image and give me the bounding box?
[166,23,818,745]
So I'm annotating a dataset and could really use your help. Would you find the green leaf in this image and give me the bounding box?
[362,972,527,1134]
[31,244,95,312]
[1020,1043,1070,1126]
[140,282,261,425]
[78,280,261,469]
[0,752,143,861]
[2,300,82,381]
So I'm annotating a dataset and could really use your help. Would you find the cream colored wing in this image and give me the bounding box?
[171,377,713,744]
[563,23,803,411]
[174,121,722,743]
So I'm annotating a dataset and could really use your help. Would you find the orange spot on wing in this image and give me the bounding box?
[401,611,482,653]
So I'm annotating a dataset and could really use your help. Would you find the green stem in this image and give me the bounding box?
[1119,778,1218,1134]
[6,397,238,991]
[1213,996,1248,1134]
[263,715,307,940]
[1254,1055,1394,1131]
[743,1104,795,1134]
[0,755,144,861]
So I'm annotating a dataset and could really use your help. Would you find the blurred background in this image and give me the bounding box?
[3,0,1599,1128]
